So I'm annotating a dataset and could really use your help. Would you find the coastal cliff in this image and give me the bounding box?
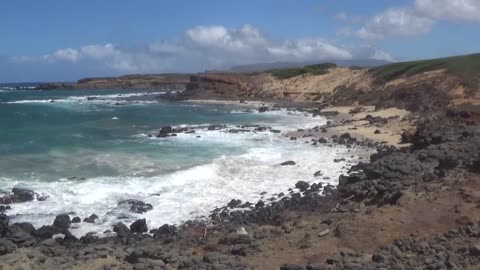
[37,74,190,90]
[183,53,480,112]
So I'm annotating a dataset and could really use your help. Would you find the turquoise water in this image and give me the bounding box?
[0,89,361,236]
[0,90,280,179]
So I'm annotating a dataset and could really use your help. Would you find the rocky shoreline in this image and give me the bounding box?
[1,99,479,269]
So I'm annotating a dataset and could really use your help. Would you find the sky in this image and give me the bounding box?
[1,0,479,82]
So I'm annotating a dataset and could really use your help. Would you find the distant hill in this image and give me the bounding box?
[229,59,391,73]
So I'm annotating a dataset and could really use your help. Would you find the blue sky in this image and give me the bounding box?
[1,0,479,82]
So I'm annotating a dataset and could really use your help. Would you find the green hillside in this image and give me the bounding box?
[371,53,480,93]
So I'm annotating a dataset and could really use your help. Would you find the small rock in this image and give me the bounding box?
[469,242,480,256]
[318,229,330,237]
[295,181,310,192]
[372,253,385,263]
[130,219,148,233]
[53,214,71,230]
[235,227,248,236]
[113,222,130,237]
[278,161,296,166]
[71,217,81,223]
[83,214,98,223]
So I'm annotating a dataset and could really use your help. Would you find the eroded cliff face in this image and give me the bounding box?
[183,67,480,112]
[182,74,255,100]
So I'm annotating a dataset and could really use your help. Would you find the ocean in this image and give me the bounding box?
[0,89,362,236]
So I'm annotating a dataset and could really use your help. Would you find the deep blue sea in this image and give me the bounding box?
[0,89,361,236]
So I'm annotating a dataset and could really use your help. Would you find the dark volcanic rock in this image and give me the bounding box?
[71,216,81,223]
[295,181,310,192]
[227,199,242,208]
[119,199,153,213]
[83,214,99,223]
[0,214,9,236]
[317,138,328,144]
[33,225,62,239]
[278,161,296,166]
[11,222,35,235]
[0,187,36,204]
[207,124,227,131]
[153,224,176,237]
[12,187,35,201]
[338,120,480,205]
[53,214,71,230]
[113,222,130,237]
[130,219,148,233]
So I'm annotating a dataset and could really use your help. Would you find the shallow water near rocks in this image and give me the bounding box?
[0,89,366,236]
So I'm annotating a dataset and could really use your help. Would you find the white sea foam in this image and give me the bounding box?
[4,91,166,105]
[2,101,369,237]
[3,139,361,237]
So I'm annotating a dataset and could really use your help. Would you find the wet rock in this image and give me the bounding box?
[278,161,296,166]
[313,170,323,177]
[333,158,346,163]
[153,224,176,237]
[258,106,269,113]
[53,214,71,230]
[130,219,148,233]
[295,181,310,192]
[113,222,130,237]
[227,199,242,208]
[119,199,153,214]
[157,126,172,137]
[317,138,328,144]
[80,232,99,244]
[255,200,265,208]
[83,214,99,223]
[63,231,78,242]
[33,225,61,239]
[71,216,81,223]
[207,124,226,131]
[0,205,10,213]
[0,187,36,204]
[11,222,35,235]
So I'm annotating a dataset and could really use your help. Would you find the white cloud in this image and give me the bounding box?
[12,24,393,73]
[358,0,480,40]
[415,0,480,22]
[357,8,435,39]
[49,48,81,62]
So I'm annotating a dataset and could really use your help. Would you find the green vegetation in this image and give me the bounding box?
[371,53,480,91]
[270,63,337,79]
